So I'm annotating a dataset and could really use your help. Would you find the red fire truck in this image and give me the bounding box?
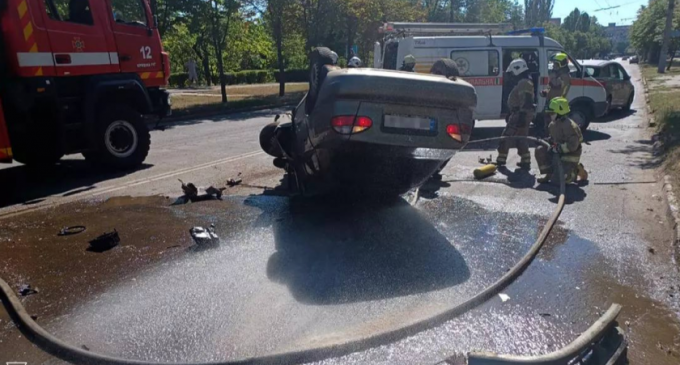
[0,0,170,168]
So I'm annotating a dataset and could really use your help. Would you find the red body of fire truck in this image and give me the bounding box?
[0,0,170,168]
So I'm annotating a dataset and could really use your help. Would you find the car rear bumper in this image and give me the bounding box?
[593,100,608,118]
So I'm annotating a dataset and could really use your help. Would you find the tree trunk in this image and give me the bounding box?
[668,48,676,71]
[202,55,211,86]
[658,0,675,73]
[211,1,227,103]
[275,16,285,97]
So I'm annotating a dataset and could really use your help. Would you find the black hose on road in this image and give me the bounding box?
[0,136,568,365]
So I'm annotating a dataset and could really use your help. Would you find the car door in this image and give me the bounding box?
[108,0,162,77]
[607,64,624,105]
[38,0,118,76]
[450,48,502,119]
[616,64,633,106]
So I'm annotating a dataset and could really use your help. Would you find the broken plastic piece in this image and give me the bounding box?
[190,226,219,246]
[205,186,226,199]
[88,230,120,252]
[227,178,243,187]
[498,293,510,302]
[57,225,86,236]
[19,284,38,297]
[179,179,198,198]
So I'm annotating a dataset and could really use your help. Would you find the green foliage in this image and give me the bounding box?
[630,0,680,63]
[524,0,554,27]
[544,8,611,59]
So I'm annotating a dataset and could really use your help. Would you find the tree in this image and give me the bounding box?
[659,0,676,73]
[630,0,680,64]
[209,0,240,103]
[525,0,554,27]
[616,41,629,55]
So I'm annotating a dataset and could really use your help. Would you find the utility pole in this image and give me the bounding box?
[658,0,675,73]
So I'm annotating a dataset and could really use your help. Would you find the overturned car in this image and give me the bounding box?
[259,48,477,195]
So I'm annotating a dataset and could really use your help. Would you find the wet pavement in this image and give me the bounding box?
[1,61,680,365]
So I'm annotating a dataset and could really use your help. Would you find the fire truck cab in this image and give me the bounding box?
[0,0,170,168]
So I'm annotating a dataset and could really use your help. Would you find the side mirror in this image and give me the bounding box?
[624,74,631,81]
[153,15,158,29]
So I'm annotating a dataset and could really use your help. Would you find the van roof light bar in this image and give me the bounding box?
[380,22,513,36]
[506,27,546,36]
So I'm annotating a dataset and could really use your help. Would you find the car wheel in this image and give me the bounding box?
[260,122,283,158]
[85,105,150,169]
[624,93,634,111]
[605,95,612,114]
[569,105,591,131]
[305,47,338,114]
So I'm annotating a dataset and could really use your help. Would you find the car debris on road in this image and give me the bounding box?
[18,284,38,297]
[88,230,120,252]
[190,225,219,246]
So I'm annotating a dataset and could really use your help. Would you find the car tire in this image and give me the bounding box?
[306,47,338,114]
[569,105,592,131]
[84,104,150,169]
[605,95,612,115]
[260,122,283,158]
[624,93,634,111]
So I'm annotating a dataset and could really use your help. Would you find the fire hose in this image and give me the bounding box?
[0,136,623,365]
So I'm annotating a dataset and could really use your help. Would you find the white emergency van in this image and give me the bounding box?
[373,22,608,130]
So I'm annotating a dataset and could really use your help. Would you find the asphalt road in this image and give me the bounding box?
[1,61,679,365]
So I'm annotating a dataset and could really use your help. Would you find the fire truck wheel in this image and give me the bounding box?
[86,105,150,169]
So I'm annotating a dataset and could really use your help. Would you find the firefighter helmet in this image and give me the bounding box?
[548,97,571,116]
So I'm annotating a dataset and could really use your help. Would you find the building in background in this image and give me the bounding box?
[549,18,561,26]
[605,23,631,46]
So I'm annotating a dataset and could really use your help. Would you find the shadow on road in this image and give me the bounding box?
[592,109,637,124]
[0,160,153,208]
[245,195,470,305]
[583,129,612,143]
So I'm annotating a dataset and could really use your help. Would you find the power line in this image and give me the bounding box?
[594,0,645,12]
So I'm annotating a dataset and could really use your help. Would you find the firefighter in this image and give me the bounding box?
[400,54,416,72]
[535,97,588,184]
[540,53,571,132]
[348,56,362,68]
[496,58,534,168]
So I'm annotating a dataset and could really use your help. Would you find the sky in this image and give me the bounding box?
[552,0,648,26]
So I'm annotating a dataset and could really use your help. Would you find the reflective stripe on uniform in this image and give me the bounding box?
[561,155,580,163]
[520,153,531,162]
[560,143,570,153]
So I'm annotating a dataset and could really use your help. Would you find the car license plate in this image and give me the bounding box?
[384,115,437,131]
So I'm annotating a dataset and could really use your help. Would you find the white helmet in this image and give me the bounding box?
[330,51,339,65]
[348,56,362,68]
[506,58,529,76]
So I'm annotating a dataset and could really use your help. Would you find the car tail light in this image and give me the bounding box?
[331,116,373,134]
[446,124,462,142]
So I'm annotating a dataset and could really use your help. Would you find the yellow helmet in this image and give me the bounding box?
[404,54,416,66]
[548,97,570,116]
[551,52,568,68]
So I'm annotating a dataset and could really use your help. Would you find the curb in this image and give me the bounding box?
[644,68,680,256]
[664,176,680,252]
[162,102,298,124]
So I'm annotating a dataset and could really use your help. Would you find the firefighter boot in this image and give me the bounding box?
[577,163,588,181]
